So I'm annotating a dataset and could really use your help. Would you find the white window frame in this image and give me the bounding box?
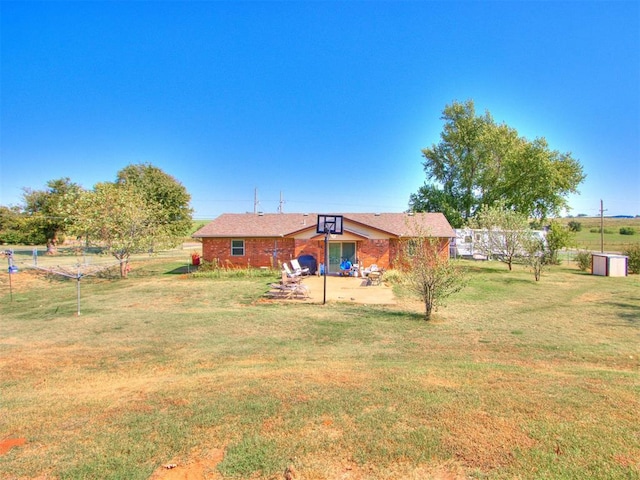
[231,239,245,256]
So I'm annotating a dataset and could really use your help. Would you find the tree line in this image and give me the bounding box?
[0,163,193,277]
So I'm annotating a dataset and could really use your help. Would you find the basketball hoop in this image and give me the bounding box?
[316,215,343,235]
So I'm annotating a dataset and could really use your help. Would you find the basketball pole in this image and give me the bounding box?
[323,228,328,305]
[317,215,342,306]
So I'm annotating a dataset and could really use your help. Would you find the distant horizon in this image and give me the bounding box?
[190,210,640,221]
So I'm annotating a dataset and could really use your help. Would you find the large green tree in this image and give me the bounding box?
[116,163,193,240]
[409,100,585,227]
[0,205,41,245]
[73,165,193,277]
[22,178,83,254]
[75,182,163,278]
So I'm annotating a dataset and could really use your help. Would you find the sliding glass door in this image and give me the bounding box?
[328,242,356,273]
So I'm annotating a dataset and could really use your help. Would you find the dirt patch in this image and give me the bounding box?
[0,269,45,293]
[149,448,225,480]
[442,410,536,470]
[573,291,609,303]
[0,437,26,455]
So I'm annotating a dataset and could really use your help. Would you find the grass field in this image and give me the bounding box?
[554,216,640,253]
[1,251,638,479]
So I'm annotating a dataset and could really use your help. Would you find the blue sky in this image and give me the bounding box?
[1,1,639,219]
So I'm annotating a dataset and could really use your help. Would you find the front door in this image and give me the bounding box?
[328,242,356,273]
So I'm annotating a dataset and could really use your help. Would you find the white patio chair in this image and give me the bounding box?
[290,258,310,276]
[280,270,302,285]
[282,263,301,279]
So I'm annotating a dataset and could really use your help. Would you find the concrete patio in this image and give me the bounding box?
[298,274,396,305]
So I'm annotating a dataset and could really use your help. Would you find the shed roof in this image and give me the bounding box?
[192,212,455,238]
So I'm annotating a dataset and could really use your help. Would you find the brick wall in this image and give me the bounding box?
[202,238,295,268]
[202,237,450,270]
[293,239,323,261]
[357,239,392,269]
[357,238,449,270]
[392,238,451,270]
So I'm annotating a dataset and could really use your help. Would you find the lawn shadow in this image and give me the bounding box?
[600,300,640,325]
[350,304,427,323]
[494,276,536,285]
[383,308,426,323]
[164,264,196,275]
[567,269,594,276]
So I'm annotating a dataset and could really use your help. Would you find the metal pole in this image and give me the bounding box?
[323,231,328,305]
[600,199,604,253]
[76,265,82,316]
[6,252,14,302]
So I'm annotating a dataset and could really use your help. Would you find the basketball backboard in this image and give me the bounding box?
[316,215,343,235]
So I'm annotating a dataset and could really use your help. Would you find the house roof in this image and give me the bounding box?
[192,212,455,239]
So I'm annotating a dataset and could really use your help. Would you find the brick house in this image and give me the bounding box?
[192,212,455,273]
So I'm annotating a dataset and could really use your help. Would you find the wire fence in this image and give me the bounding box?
[2,242,201,270]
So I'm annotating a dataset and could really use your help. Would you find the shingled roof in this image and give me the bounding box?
[192,212,455,238]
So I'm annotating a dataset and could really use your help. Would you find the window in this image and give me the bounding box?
[231,239,245,256]
[406,239,420,257]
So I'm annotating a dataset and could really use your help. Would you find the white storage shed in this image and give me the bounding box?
[591,253,628,277]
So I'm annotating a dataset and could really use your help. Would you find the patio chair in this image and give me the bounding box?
[368,270,382,286]
[362,264,381,285]
[282,262,301,279]
[267,280,310,299]
[281,270,302,285]
[363,264,379,276]
[290,258,310,276]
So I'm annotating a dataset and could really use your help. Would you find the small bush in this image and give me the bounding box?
[619,227,636,235]
[194,258,222,274]
[623,244,640,274]
[567,220,582,232]
[574,251,591,272]
[589,228,614,234]
[379,269,404,285]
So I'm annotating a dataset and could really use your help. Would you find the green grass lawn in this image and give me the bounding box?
[554,216,640,253]
[1,255,638,479]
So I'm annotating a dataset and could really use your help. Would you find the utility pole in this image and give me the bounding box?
[254,188,259,214]
[600,199,607,253]
[277,191,285,214]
